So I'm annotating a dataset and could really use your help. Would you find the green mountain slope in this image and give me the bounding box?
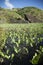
[0,7,23,23]
[0,7,43,23]
[17,7,43,22]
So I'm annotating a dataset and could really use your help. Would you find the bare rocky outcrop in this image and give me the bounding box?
[24,14,43,23]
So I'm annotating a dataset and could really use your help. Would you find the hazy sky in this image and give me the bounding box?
[0,0,43,9]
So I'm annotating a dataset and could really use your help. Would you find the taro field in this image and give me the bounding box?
[0,23,43,65]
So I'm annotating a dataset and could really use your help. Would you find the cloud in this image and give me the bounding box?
[5,0,14,9]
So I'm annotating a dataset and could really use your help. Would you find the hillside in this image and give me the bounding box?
[17,7,43,22]
[0,7,43,23]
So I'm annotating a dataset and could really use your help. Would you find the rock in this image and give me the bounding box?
[24,14,43,23]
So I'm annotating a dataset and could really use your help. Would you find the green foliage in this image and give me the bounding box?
[0,23,43,65]
[31,46,43,65]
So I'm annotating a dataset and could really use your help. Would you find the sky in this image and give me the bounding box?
[0,0,43,9]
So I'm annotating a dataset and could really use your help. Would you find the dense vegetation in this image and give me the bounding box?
[0,23,43,65]
[0,6,43,65]
[0,7,43,23]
